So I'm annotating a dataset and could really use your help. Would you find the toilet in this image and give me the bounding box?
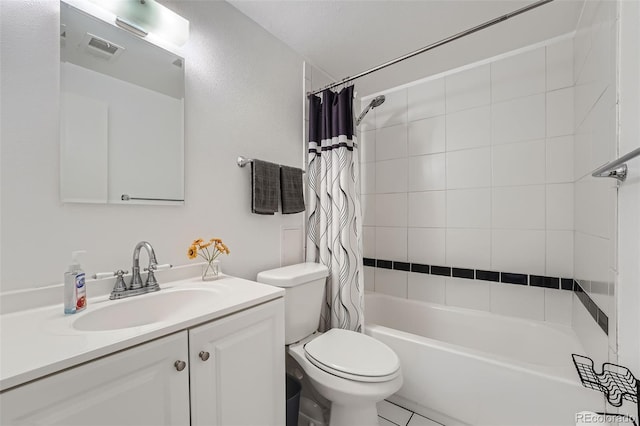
[257,262,402,426]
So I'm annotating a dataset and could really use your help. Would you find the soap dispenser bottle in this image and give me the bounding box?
[64,251,86,314]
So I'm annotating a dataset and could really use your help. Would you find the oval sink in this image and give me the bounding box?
[73,288,221,331]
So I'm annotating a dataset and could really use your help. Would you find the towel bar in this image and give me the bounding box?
[591,147,640,182]
[236,156,306,173]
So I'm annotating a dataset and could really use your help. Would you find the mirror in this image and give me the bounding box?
[60,1,185,204]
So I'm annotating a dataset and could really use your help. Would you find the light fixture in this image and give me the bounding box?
[64,0,189,48]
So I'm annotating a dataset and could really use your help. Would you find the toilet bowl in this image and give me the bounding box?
[289,330,402,426]
[257,263,403,426]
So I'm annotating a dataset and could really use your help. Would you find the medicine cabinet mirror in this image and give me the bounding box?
[59,1,185,205]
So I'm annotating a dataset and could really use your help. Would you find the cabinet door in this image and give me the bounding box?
[189,299,285,426]
[0,332,190,426]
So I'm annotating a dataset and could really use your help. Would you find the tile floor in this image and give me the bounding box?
[377,400,443,426]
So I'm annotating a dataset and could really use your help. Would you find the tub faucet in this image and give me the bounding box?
[130,241,160,292]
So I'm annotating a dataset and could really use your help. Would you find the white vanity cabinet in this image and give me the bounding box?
[189,299,285,425]
[0,331,191,425]
[0,299,285,426]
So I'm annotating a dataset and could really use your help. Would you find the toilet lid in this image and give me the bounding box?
[304,329,400,382]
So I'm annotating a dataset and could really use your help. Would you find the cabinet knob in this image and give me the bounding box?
[174,360,187,371]
[199,351,210,361]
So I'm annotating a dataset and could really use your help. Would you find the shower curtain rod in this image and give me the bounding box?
[307,0,554,96]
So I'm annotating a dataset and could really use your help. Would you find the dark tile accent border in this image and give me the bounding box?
[376,259,392,269]
[476,270,500,282]
[431,266,451,277]
[561,278,574,291]
[530,275,560,289]
[574,280,609,335]
[501,272,528,285]
[393,261,410,271]
[363,257,375,267]
[410,263,430,274]
[362,257,609,335]
[452,268,474,279]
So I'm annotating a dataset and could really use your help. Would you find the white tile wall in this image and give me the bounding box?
[492,94,546,145]
[492,139,546,186]
[408,273,446,304]
[363,226,375,258]
[445,64,491,113]
[375,89,407,128]
[546,230,574,277]
[492,229,546,274]
[572,0,618,361]
[491,47,546,103]
[446,229,491,269]
[376,227,407,261]
[407,191,446,228]
[408,228,446,265]
[362,194,375,226]
[376,193,408,227]
[376,159,408,193]
[492,185,545,230]
[546,135,574,183]
[408,154,446,191]
[445,277,491,311]
[408,78,445,122]
[446,188,491,228]
[544,288,572,325]
[490,282,545,321]
[362,38,577,323]
[547,87,575,137]
[375,268,408,298]
[546,183,574,230]
[547,38,574,91]
[445,106,491,151]
[408,116,446,156]
[377,124,408,161]
[446,147,491,189]
[361,129,376,163]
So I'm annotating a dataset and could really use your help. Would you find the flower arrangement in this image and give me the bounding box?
[188,238,230,280]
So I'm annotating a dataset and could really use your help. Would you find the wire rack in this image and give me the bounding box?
[572,354,639,424]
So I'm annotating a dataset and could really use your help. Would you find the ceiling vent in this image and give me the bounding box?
[81,33,124,61]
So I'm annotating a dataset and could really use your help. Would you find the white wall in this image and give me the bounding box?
[360,38,575,324]
[617,0,640,376]
[0,0,305,291]
[571,0,618,367]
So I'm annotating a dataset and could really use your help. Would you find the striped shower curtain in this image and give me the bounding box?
[306,86,364,332]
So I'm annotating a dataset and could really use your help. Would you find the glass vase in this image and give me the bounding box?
[202,260,221,281]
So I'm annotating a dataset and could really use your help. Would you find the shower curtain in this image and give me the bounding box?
[306,86,364,333]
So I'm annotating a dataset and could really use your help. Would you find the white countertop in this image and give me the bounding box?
[0,275,283,391]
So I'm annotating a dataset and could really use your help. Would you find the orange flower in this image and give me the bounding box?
[199,241,212,249]
[187,245,198,259]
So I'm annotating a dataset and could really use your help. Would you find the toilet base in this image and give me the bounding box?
[329,402,379,426]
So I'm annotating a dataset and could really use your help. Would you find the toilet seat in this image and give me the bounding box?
[303,329,400,383]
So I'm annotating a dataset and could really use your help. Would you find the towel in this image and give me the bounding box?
[280,165,305,214]
[251,160,279,215]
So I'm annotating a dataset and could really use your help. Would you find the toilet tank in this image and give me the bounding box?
[257,263,329,344]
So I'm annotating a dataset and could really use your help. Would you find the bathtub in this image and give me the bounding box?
[364,293,602,426]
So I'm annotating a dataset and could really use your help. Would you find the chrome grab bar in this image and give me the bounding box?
[591,147,640,182]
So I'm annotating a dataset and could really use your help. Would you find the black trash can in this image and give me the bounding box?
[286,375,302,426]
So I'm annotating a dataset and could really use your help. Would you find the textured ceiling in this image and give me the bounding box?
[228,0,584,96]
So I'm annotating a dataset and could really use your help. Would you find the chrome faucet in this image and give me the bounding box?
[130,241,160,293]
[93,241,171,300]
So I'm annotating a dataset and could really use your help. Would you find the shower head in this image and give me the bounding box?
[356,95,386,126]
[370,95,386,108]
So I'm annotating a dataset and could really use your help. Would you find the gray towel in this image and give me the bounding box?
[280,165,305,214]
[252,160,279,215]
